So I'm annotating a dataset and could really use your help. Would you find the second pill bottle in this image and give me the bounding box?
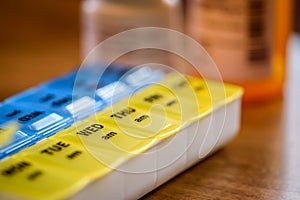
[81,0,183,67]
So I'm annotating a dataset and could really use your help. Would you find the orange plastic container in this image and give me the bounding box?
[239,0,292,103]
[187,0,292,103]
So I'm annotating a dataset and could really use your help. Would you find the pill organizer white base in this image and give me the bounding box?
[71,99,241,200]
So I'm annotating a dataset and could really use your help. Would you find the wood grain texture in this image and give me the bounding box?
[0,1,300,199]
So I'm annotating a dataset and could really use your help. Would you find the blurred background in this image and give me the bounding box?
[0,0,299,100]
[0,0,80,100]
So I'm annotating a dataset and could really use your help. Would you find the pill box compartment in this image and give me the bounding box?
[71,97,241,200]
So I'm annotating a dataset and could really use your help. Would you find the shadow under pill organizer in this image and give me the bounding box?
[0,64,243,200]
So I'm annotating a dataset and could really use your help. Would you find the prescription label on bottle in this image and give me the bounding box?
[188,0,274,81]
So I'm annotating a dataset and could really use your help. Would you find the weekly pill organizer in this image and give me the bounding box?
[0,64,243,200]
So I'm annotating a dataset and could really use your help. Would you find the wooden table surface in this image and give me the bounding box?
[142,35,300,199]
[1,1,300,199]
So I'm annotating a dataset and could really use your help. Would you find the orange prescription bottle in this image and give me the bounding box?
[186,0,292,103]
